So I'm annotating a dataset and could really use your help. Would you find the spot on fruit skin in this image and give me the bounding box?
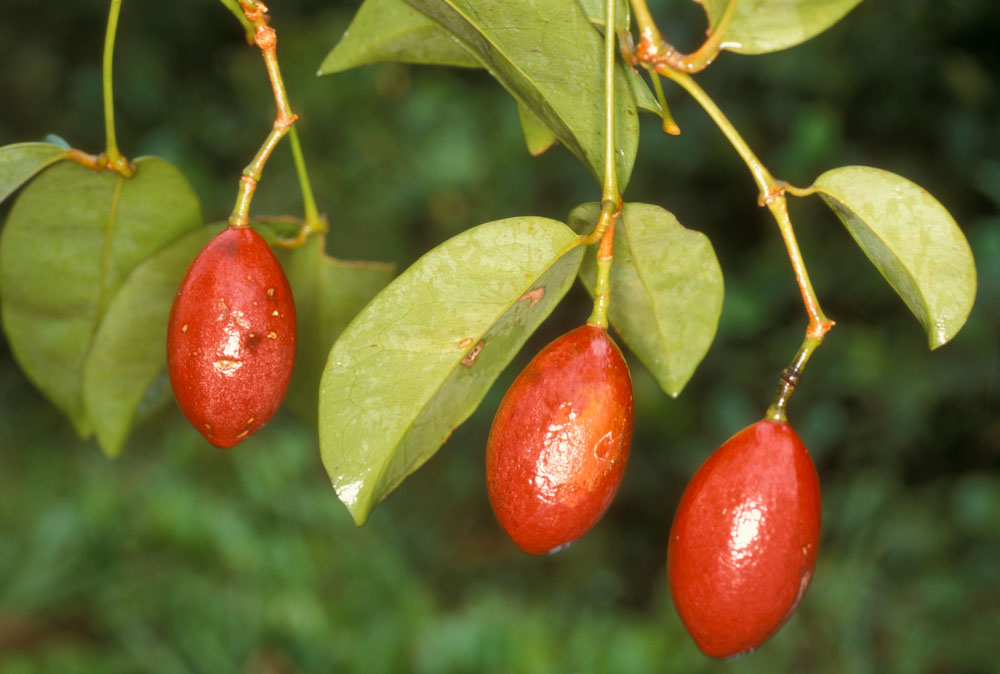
[167,225,296,448]
[486,324,634,554]
[667,420,822,658]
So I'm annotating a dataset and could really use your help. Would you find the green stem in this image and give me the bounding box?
[600,0,619,208]
[656,67,833,337]
[287,124,325,232]
[101,0,133,177]
[228,0,299,228]
[586,0,624,330]
[651,65,834,414]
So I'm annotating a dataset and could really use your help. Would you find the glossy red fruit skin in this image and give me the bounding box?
[167,226,296,448]
[668,420,821,658]
[486,324,634,554]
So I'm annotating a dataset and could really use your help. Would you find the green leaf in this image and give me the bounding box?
[83,226,218,457]
[319,0,478,74]
[0,142,65,204]
[279,233,395,426]
[813,165,976,349]
[404,0,639,188]
[700,0,865,55]
[570,202,723,396]
[516,101,559,156]
[0,158,202,436]
[319,217,584,525]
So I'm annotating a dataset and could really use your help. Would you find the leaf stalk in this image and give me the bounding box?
[100,0,133,177]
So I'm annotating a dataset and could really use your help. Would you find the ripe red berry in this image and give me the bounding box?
[668,419,821,658]
[167,225,296,448]
[486,324,634,554]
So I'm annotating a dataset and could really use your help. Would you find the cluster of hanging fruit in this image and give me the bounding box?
[165,224,820,658]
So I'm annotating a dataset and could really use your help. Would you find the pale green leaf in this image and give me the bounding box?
[814,165,976,349]
[319,217,584,525]
[84,226,218,457]
[701,0,865,55]
[516,101,559,156]
[0,158,202,436]
[319,0,478,74]
[570,202,723,396]
[405,0,639,188]
[279,233,395,426]
[0,142,65,204]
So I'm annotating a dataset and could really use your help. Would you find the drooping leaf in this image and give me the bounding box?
[319,217,584,525]
[0,142,65,204]
[319,0,478,74]
[404,0,640,188]
[570,202,723,396]
[700,0,865,55]
[83,226,219,457]
[516,101,559,156]
[813,165,976,349]
[0,158,202,436]
[279,232,395,426]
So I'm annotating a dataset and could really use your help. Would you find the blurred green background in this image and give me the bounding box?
[1,0,998,672]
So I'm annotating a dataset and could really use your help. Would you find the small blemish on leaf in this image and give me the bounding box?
[461,340,485,368]
[459,337,474,348]
[518,287,545,308]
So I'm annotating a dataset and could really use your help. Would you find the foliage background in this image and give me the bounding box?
[1,0,998,671]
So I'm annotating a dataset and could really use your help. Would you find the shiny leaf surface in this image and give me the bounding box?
[814,166,976,349]
[319,217,584,525]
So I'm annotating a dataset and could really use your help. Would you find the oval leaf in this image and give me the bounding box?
[570,202,724,396]
[404,0,639,188]
[279,232,395,426]
[84,226,218,457]
[0,158,202,436]
[0,142,65,204]
[813,165,976,349]
[701,0,864,55]
[319,0,478,73]
[319,217,585,525]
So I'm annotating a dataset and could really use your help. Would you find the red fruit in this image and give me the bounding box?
[167,226,296,448]
[486,324,634,554]
[668,419,821,658]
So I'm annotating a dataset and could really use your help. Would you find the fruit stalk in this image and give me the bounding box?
[228,0,299,228]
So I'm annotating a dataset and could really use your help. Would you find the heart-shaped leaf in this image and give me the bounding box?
[319,217,584,525]
[279,232,395,426]
[0,142,66,204]
[319,0,478,73]
[404,0,639,188]
[570,202,724,396]
[700,0,864,55]
[813,165,976,349]
[0,158,202,436]
[84,226,218,457]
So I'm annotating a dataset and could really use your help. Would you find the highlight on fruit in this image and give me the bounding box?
[667,419,822,658]
[486,324,634,554]
[167,225,297,448]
